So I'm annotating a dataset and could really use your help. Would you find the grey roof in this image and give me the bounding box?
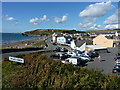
[105,35,120,39]
[75,40,92,47]
[105,36,113,39]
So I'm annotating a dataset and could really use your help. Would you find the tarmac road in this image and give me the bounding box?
[1,37,71,60]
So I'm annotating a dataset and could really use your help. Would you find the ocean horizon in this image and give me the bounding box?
[1,33,41,45]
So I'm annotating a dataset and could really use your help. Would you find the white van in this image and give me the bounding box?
[61,56,81,65]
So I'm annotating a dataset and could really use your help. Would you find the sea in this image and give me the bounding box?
[1,33,42,45]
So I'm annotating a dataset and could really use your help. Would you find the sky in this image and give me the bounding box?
[2,1,119,33]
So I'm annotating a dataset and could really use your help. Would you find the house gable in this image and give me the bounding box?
[93,35,114,47]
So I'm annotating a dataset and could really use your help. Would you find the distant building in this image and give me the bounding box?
[93,35,120,47]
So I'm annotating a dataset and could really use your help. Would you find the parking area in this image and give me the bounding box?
[87,48,119,74]
[45,47,120,74]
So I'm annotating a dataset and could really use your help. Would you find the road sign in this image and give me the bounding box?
[9,56,24,63]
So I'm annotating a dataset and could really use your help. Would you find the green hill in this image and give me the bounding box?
[2,52,120,88]
[22,29,120,36]
[22,29,85,36]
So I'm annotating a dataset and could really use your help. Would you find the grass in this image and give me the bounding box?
[24,29,120,36]
[33,40,47,46]
[2,52,120,88]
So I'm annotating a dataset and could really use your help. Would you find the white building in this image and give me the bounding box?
[52,33,57,43]
[57,37,66,45]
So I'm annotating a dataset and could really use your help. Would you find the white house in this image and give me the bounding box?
[70,40,86,51]
[57,37,66,45]
[52,33,57,43]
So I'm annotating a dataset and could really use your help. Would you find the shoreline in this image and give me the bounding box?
[1,35,50,49]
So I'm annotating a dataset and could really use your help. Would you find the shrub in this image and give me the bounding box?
[2,53,120,89]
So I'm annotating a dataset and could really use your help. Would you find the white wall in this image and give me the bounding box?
[57,37,66,44]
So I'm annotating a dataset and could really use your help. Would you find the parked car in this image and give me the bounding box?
[52,43,57,45]
[51,52,70,60]
[74,50,84,55]
[112,68,120,73]
[116,53,120,56]
[67,50,83,57]
[115,57,120,63]
[67,51,77,57]
[51,52,65,58]
[114,65,120,68]
[115,56,120,61]
[80,54,92,62]
[56,47,68,52]
[116,63,120,66]
[87,51,99,58]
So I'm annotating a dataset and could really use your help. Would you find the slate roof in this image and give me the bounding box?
[105,35,120,39]
[75,40,93,47]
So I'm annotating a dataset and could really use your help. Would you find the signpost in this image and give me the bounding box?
[9,56,24,64]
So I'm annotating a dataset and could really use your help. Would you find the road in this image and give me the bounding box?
[1,37,71,60]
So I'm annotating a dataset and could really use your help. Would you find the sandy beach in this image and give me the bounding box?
[1,36,49,49]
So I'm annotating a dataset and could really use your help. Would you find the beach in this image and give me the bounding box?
[1,35,49,49]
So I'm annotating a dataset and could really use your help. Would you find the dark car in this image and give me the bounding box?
[56,47,68,52]
[51,52,71,60]
[112,68,120,73]
[112,64,120,73]
[87,51,99,58]
[114,65,120,68]
[74,50,84,54]
[52,43,57,45]
[114,57,120,61]
[116,53,120,56]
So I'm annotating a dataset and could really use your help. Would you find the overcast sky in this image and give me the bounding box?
[2,1,119,33]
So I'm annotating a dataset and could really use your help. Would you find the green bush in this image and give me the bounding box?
[2,54,120,89]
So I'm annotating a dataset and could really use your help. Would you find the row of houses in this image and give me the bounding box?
[52,32,120,52]
[88,31,120,37]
